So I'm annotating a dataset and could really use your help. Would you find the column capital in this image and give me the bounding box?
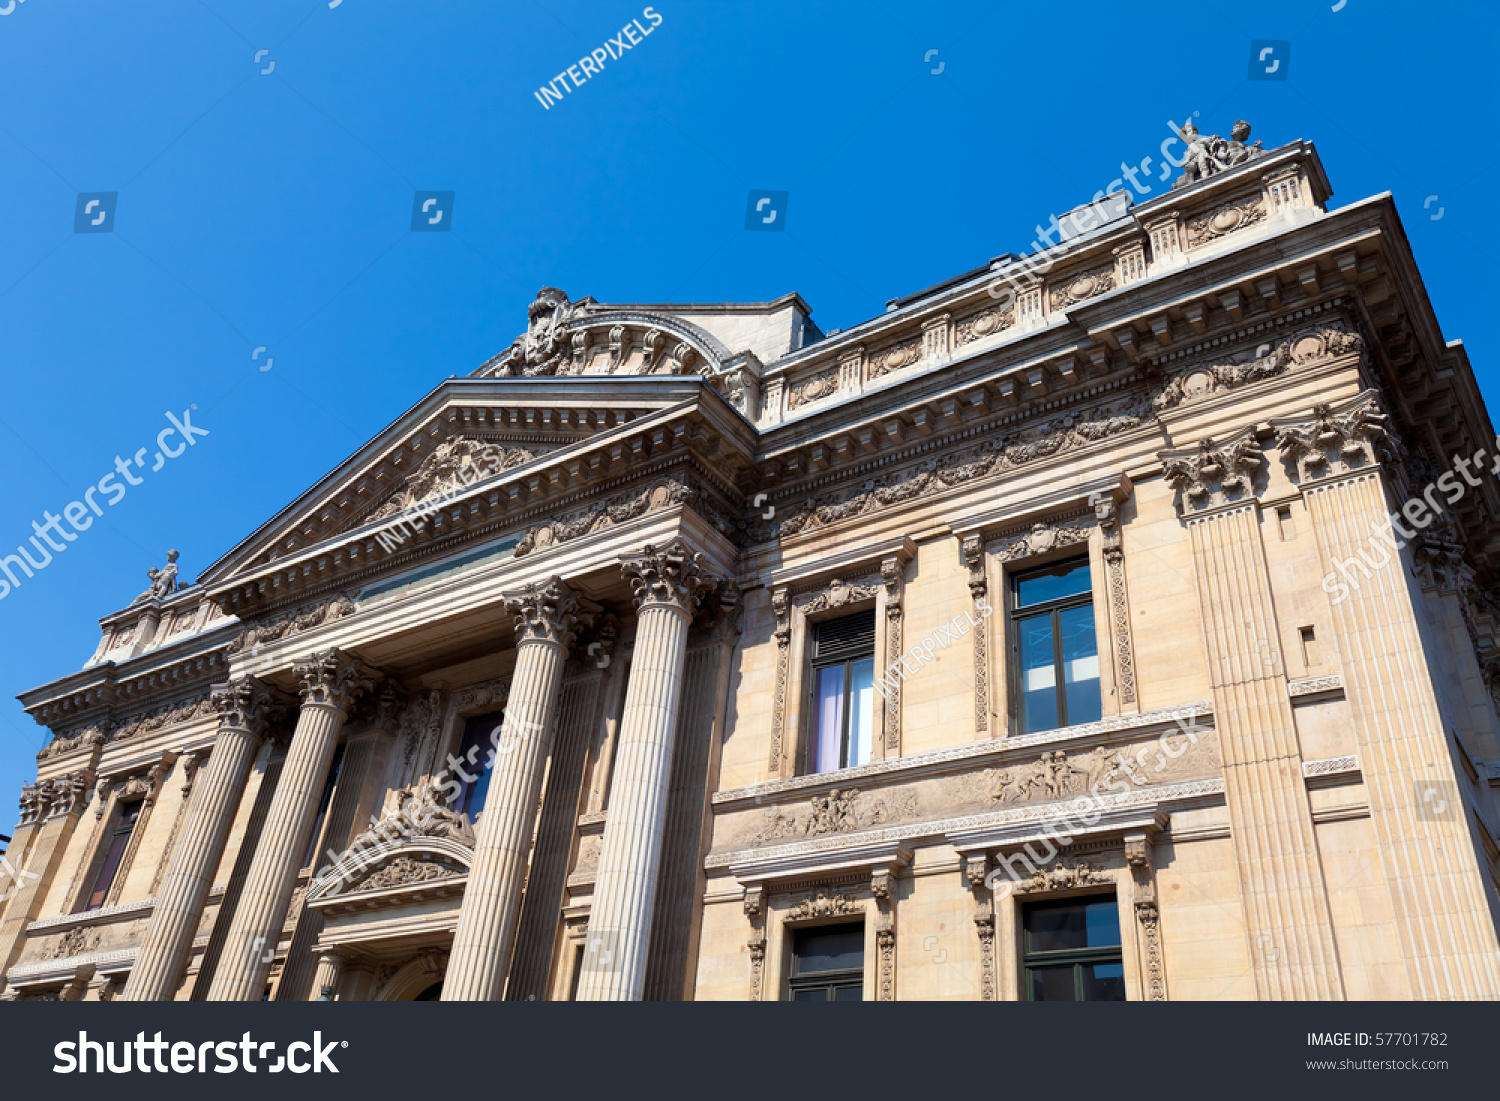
[619,539,719,616]
[1270,389,1402,486]
[212,675,290,740]
[293,648,380,714]
[43,770,92,820]
[504,575,599,650]
[1159,426,1264,517]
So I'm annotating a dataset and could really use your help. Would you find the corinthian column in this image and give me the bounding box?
[123,676,286,1001]
[1160,430,1344,1001]
[444,576,596,1001]
[575,540,718,1001]
[1275,393,1500,999]
[206,649,376,1001]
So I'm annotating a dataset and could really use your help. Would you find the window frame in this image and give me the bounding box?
[1020,894,1127,1002]
[85,797,144,911]
[801,609,877,776]
[784,921,866,1001]
[1008,556,1101,734]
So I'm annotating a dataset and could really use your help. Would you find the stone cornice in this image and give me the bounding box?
[19,629,236,741]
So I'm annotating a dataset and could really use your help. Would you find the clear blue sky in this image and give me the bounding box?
[1,0,1496,832]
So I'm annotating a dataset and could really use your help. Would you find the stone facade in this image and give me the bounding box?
[4,133,1499,1002]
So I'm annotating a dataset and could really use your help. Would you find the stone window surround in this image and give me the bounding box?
[736,841,911,1002]
[765,536,917,779]
[954,474,1136,741]
[954,813,1166,1002]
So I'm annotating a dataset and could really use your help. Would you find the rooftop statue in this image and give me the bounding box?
[1173,118,1263,188]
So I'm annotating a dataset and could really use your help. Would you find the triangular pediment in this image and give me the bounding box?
[198,375,757,619]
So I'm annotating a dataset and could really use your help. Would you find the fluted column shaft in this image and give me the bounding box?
[312,948,347,1000]
[123,677,281,1001]
[576,541,716,1001]
[444,577,593,1001]
[207,650,373,1001]
[1304,469,1500,998]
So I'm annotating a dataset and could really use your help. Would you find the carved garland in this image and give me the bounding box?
[962,535,990,734]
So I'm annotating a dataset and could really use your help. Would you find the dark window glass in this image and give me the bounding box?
[87,800,143,910]
[454,710,504,821]
[787,923,864,1001]
[1011,558,1101,733]
[301,743,346,867]
[1022,897,1125,1001]
[806,611,876,775]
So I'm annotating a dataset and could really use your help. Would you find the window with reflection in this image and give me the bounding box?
[787,923,864,1001]
[86,799,142,910]
[804,610,876,775]
[1022,896,1126,1001]
[454,710,504,821]
[1011,558,1101,734]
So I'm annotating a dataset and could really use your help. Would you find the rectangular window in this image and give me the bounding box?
[805,610,876,775]
[1022,896,1126,1001]
[787,923,864,1001]
[87,800,142,910]
[301,743,346,868]
[1012,558,1101,734]
[454,710,504,821]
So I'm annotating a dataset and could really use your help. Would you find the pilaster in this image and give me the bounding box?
[1159,427,1345,1000]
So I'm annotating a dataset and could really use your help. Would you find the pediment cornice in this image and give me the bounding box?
[199,378,757,617]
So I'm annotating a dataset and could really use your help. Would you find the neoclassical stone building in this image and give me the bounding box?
[4,128,1499,1002]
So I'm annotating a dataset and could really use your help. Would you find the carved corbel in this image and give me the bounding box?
[966,853,996,1002]
[1124,832,1166,1001]
[744,883,768,1002]
[871,867,898,1001]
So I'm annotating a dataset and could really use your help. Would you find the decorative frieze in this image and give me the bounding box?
[369,437,536,522]
[227,592,356,656]
[868,336,922,380]
[1185,194,1267,247]
[783,887,863,921]
[787,367,839,411]
[1010,858,1111,894]
[955,304,1014,345]
[751,787,920,843]
[993,518,1093,562]
[779,395,1152,537]
[1049,266,1115,311]
[514,477,691,559]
